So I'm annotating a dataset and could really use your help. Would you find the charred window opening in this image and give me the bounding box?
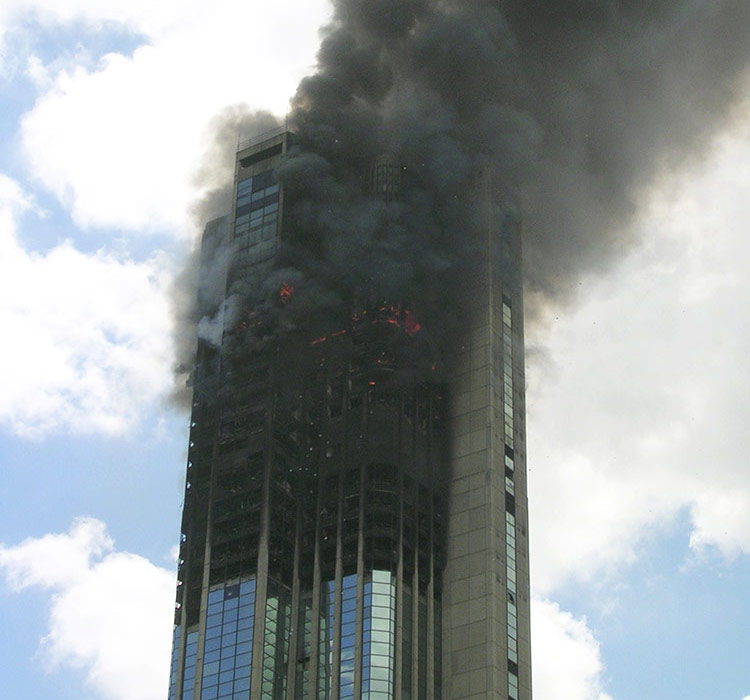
[238,143,282,168]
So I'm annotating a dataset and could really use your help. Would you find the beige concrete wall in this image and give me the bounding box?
[441,188,531,699]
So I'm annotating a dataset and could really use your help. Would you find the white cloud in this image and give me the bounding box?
[13,0,331,235]
[0,174,174,438]
[1,520,616,700]
[0,1,325,439]
[0,518,175,700]
[526,115,750,592]
[0,0,180,37]
[0,517,113,591]
[531,599,613,700]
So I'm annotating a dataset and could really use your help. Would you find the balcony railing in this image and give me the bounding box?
[237,121,289,152]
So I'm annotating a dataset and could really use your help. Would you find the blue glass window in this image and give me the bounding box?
[181,629,199,699]
[168,625,181,700]
[234,170,280,253]
[361,571,395,697]
[201,578,256,700]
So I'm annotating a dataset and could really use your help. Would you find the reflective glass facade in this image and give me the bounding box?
[233,176,279,258]
[201,579,256,700]
[182,630,199,700]
[503,300,521,700]
[168,626,181,700]
[362,571,395,699]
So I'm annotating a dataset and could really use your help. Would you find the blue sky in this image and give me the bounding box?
[0,3,748,700]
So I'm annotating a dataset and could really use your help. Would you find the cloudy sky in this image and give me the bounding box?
[0,2,749,699]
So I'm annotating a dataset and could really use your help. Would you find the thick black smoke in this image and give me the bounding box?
[505,0,750,301]
[173,0,750,396]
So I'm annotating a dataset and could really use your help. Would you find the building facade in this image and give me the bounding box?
[168,131,531,700]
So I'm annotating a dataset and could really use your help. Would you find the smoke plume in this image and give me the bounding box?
[171,108,282,405]
[172,0,750,394]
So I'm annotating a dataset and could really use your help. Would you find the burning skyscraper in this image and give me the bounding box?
[167,2,537,698]
[165,0,750,696]
[167,123,530,700]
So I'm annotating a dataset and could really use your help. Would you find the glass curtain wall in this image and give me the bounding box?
[201,579,256,700]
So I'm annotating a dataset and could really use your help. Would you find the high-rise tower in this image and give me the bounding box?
[168,130,531,700]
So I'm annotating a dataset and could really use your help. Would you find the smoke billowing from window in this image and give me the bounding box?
[172,0,750,401]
